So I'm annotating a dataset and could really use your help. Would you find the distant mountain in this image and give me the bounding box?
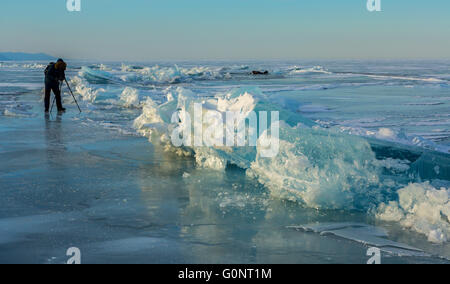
[0,52,55,61]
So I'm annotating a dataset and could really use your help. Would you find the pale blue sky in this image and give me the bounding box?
[1,0,449,60]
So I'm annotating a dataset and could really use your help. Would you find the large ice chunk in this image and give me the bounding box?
[377,182,450,243]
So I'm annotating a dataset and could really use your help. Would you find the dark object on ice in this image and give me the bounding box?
[252,70,269,75]
[44,59,66,112]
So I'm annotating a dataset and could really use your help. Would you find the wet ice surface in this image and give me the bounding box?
[0,60,450,263]
[0,106,447,264]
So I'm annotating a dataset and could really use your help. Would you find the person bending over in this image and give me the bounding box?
[44,59,67,113]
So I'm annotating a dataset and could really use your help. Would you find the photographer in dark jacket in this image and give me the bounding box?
[44,59,67,113]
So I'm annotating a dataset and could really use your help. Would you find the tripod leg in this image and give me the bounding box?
[50,81,63,114]
[50,95,56,113]
[65,78,82,113]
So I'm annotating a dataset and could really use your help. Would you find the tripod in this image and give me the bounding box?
[50,78,82,113]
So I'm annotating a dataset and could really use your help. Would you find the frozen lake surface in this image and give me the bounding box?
[0,60,449,263]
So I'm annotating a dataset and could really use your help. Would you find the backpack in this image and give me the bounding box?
[44,62,55,76]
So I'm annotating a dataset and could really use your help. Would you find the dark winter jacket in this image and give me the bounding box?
[45,63,65,85]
